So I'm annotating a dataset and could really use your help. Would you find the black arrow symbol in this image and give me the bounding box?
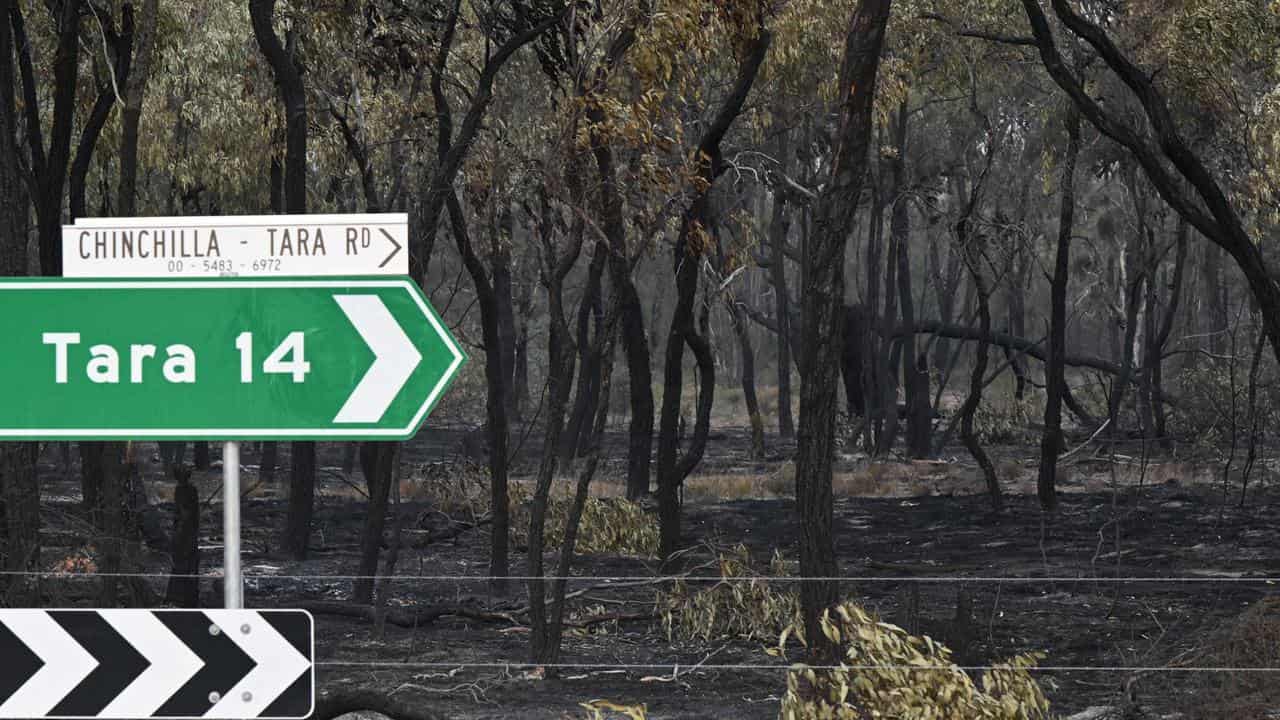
[47,611,150,717]
[378,229,402,268]
[258,611,313,719]
[153,612,256,718]
[0,619,43,706]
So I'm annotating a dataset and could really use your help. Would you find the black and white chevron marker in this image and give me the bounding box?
[0,610,313,719]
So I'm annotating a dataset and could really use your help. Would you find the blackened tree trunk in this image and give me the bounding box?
[284,445,315,559]
[251,0,314,559]
[769,129,796,438]
[0,3,38,601]
[958,243,1001,513]
[494,211,518,419]
[118,0,158,216]
[716,229,765,458]
[1003,249,1029,401]
[888,105,930,458]
[1151,218,1188,447]
[353,442,397,604]
[563,249,606,462]
[22,0,80,276]
[795,0,890,659]
[1038,108,1080,513]
[527,179,585,666]
[70,8,132,221]
[621,291,653,499]
[582,35,654,500]
[166,465,200,607]
[446,190,511,593]
[193,441,210,470]
[94,442,127,607]
[655,32,770,562]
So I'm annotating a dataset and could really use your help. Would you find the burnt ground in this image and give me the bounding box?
[23,425,1280,719]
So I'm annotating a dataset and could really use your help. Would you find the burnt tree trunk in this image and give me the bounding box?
[447,190,511,594]
[118,0,158,216]
[888,105,930,458]
[583,47,654,500]
[527,178,585,666]
[354,442,397,604]
[251,0,314,558]
[795,0,890,660]
[655,32,770,562]
[769,129,796,438]
[1151,218,1188,447]
[166,465,200,607]
[563,249,606,462]
[22,0,80,276]
[1038,108,1079,513]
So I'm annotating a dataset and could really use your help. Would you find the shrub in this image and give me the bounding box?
[657,545,800,643]
[401,460,490,519]
[511,485,659,558]
[973,393,1039,445]
[774,603,1050,720]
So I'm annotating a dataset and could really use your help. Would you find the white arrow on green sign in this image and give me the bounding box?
[0,277,465,440]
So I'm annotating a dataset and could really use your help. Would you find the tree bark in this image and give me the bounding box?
[23,0,80,276]
[563,249,606,462]
[251,0,315,559]
[888,105,930,458]
[769,129,796,438]
[447,189,511,594]
[795,0,890,659]
[118,0,158,216]
[353,442,397,604]
[166,465,200,607]
[1038,107,1079,513]
[655,32,770,562]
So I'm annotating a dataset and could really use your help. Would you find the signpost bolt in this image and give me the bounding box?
[208,692,221,704]
[208,624,221,636]
[240,623,251,635]
[242,692,253,703]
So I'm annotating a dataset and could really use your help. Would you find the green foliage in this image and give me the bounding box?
[657,546,800,643]
[511,486,660,558]
[774,603,1050,720]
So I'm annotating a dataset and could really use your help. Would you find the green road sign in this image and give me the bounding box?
[0,277,465,440]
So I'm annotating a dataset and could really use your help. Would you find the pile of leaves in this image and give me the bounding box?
[657,546,800,643]
[774,603,1050,720]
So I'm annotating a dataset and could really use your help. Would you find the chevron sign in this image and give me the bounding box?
[0,609,313,719]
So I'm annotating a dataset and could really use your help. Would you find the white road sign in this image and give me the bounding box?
[62,213,408,278]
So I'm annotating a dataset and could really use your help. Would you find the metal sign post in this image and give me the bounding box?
[223,441,242,610]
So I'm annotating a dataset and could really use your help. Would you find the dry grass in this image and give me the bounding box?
[1188,596,1280,719]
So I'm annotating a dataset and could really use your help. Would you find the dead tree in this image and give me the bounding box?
[795,0,891,660]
